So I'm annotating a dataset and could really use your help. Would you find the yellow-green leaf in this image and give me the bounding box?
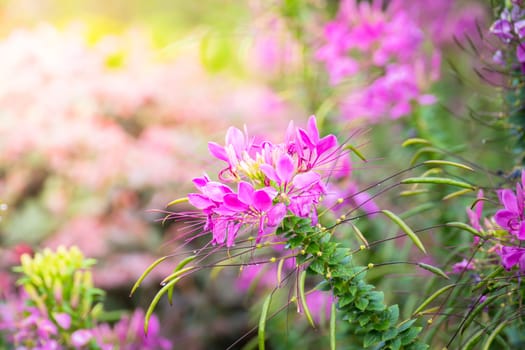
[423,160,474,172]
[258,294,272,350]
[412,284,455,316]
[400,177,475,190]
[417,263,449,280]
[130,256,169,297]
[382,210,427,254]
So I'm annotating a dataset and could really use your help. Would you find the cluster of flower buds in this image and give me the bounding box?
[490,1,525,70]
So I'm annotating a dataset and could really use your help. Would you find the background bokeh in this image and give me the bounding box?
[0,1,513,349]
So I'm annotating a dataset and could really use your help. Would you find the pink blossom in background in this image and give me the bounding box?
[450,259,476,274]
[316,0,485,123]
[0,23,298,289]
[305,290,333,324]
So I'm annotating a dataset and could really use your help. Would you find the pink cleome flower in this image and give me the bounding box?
[187,116,343,247]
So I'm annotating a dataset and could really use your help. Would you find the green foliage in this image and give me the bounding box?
[14,246,105,346]
[277,217,428,349]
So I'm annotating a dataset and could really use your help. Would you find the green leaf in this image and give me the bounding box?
[402,138,432,147]
[258,294,272,350]
[387,337,402,350]
[144,276,182,335]
[412,284,456,316]
[130,256,169,297]
[400,327,422,345]
[358,314,371,326]
[416,263,450,280]
[382,210,427,254]
[400,177,475,190]
[363,331,382,348]
[397,319,417,333]
[461,329,484,350]
[330,303,336,350]
[387,305,400,324]
[460,294,504,334]
[481,320,508,350]
[442,188,475,200]
[422,160,474,171]
[382,327,399,342]
[355,297,369,311]
[299,270,315,328]
[308,260,325,275]
[344,144,367,162]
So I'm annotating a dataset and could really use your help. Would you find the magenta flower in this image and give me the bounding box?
[71,329,93,347]
[498,246,525,272]
[185,115,344,247]
[450,259,476,274]
[494,172,525,240]
[316,0,438,122]
[466,190,485,244]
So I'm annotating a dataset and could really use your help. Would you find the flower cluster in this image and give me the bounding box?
[187,116,342,246]
[0,246,172,349]
[490,1,525,69]
[494,172,525,271]
[0,24,293,290]
[316,0,439,122]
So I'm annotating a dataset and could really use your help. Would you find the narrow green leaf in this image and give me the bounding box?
[400,177,475,190]
[166,197,189,207]
[330,302,336,350]
[277,258,285,286]
[258,294,272,350]
[460,294,503,334]
[461,328,484,350]
[160,266,197,286]
[402,138,432,147]
[444,222,481,236]
[473,266,504,291]
[412,284,456,316]
[423,160,474,171]
[481,320,508,350]
[417,263,450,280]
[130,256,169,297]
[409,147,441,165]
[299,270,315,328]
[382,210,427,254]
[400,189,429,197]
[442,188,475,201]
[168,255,197,304]
[350,223,369,248]
[144,276,182,334]
[344,144,367,162]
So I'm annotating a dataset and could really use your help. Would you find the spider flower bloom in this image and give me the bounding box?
[316,0,438,122]
[494,172,525,240]
[186,116,344,246]
[498,246,525,272]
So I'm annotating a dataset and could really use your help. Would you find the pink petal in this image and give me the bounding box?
[499,189,519,213]
[238,181,255,205]
[276,154,295,183]
[71,329,93,347]
[316,135,337,155]
[293,172,321,190]
[306,115,320,143]
[188,193,214,209]
[224,194,248,211]
[225,127,246,156]
[253,190,272,212]
[208,142,228,162]
[260,163,279,183]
